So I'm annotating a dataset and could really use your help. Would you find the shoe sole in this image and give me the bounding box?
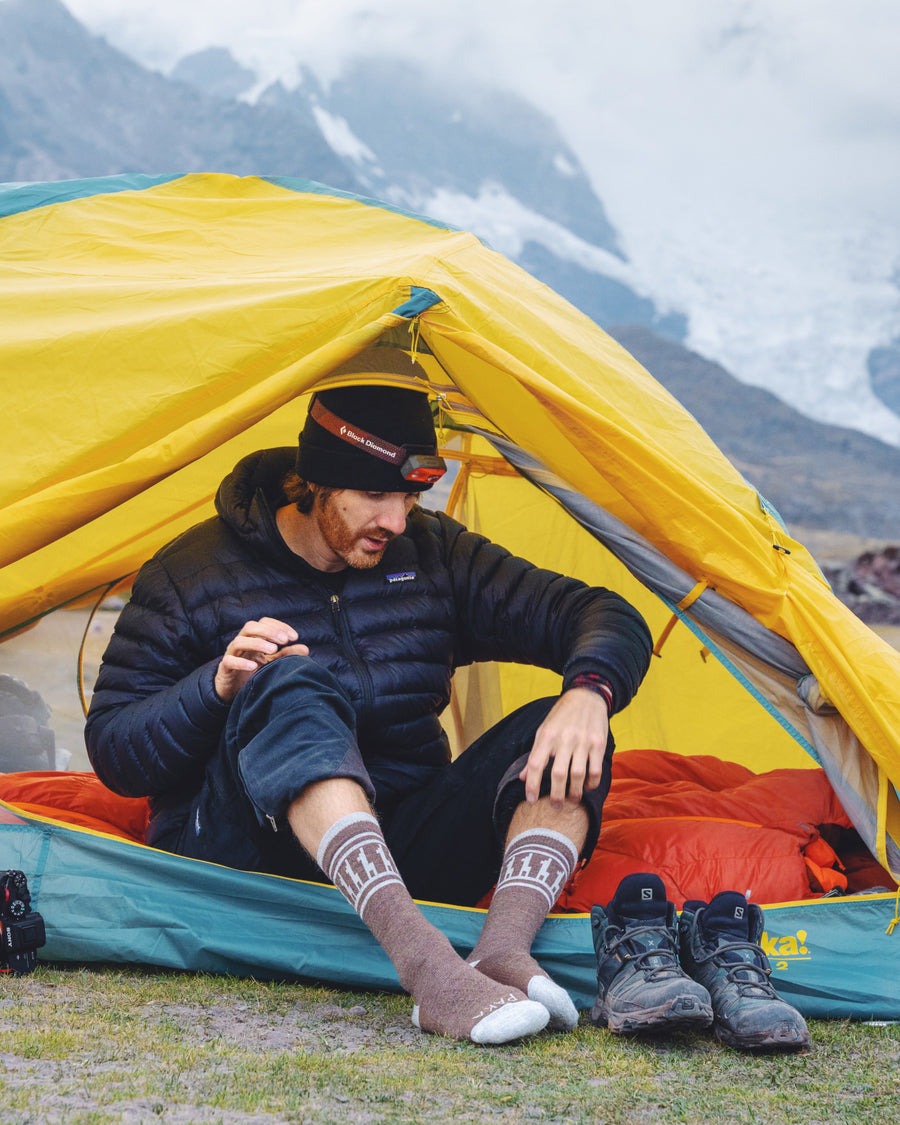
[714,1024,811,1051]
[590,995,714,1035]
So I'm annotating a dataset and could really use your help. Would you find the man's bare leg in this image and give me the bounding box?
[467,798,588,1030]
[287,779,550,1044]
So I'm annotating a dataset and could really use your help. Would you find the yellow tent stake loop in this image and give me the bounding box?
[77,580,120,718]
[652,616,679,659]
[653,579,710,658]
[408,316,422,364]
[887,888,900,936]
[677,578,710,611]
[435,391,449,443]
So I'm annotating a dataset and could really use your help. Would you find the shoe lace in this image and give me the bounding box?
[696,939,779,998]
[608,924,684,980]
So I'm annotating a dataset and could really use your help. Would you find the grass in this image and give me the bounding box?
[0,964,898,1123]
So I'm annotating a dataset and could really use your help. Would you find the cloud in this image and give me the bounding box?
[42,0,900,439]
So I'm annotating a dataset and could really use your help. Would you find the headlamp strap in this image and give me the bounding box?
[311,396,406,467]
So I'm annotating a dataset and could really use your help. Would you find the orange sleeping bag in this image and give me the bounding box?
[0,750,860,909]
[0,770,149,842]
[558,748,854,911]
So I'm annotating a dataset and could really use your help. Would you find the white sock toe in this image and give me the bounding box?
[470,999,550,1045]
[527,974,579,1031]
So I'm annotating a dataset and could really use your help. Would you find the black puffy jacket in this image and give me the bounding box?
[86,448,653,842]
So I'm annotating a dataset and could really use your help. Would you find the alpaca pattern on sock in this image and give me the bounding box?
[318,812,403,919]
[317,811,550,1043]
[468,828,580,1031]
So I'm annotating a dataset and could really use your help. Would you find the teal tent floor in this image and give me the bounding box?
[2,807,898,1019]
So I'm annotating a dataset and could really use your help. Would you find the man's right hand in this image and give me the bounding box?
[214,617,309,702]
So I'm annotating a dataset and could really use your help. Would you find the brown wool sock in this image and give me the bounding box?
[316,813,549,1044]
[467,828,580,1030]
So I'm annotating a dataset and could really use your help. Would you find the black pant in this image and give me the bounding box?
[173,656,612,906]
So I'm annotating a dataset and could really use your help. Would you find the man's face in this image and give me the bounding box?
[314,488,420,569]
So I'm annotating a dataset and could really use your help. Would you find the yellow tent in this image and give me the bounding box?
[1,172,899,1011]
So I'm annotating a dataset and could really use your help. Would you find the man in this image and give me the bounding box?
[86,373,653,1045]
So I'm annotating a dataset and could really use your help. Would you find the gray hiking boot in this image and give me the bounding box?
[590,873,713,1034]
[678,891,811,1051]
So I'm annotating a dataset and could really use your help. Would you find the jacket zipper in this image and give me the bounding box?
[329,593,375,714]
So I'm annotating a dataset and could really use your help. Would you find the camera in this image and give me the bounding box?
[0,870,46,975]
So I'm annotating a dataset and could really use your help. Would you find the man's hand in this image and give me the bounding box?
[214,617,309,702]
[519,687,610,808]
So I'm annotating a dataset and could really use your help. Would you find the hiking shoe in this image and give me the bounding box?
[590,873,713,1034]
[678,891,811,1051]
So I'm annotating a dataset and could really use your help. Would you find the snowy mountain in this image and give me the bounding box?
[1,0,899,540]
[0,0,680,344]
[869,334,900,418]
[172,43,689,343]
[0,0,355,188]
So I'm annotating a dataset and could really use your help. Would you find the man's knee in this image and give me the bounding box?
[221,657,373,834]
[227,656,356,756]
[233,654,352,715]
[493,731,614,861]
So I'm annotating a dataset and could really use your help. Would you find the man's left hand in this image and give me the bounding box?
[519,687,610,808]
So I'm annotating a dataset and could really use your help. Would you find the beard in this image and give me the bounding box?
[315,494,396,569]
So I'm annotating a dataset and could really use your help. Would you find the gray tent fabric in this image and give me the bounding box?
[479,429,811,680]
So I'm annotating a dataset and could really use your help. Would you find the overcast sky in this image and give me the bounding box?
[34,1,900,438]
[59,0,899,200]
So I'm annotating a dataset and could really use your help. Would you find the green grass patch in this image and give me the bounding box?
[0,963,897,1123]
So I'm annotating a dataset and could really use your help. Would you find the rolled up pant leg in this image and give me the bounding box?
[173,655,373,876]
[385,696,614,906]
[170,676,611,897]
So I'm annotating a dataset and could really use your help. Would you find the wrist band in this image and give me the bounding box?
[568,673,613,712]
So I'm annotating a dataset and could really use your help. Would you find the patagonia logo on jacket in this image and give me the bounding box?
[386,571,416,584]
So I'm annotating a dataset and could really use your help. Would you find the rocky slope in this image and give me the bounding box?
[0,0,356,188]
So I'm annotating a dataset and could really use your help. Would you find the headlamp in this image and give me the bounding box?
[311,396,447,485]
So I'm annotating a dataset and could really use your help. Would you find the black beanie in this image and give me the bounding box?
[296,384,440,492]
